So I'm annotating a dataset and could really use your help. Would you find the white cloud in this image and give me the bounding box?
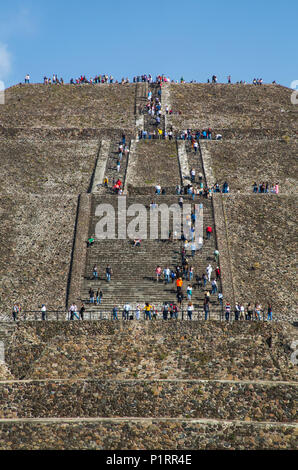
[0,7,36,38]
[0,43,11,80]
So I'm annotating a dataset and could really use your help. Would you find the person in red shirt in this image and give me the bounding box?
[155,266,162,282]
[206,226,213,240]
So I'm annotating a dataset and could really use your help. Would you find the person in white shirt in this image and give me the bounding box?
[187,302,194,320]
[41,304,47,321]
[187,285,193,300]
[123,303,131,320]
[207,264,213,282]
[190,168,196,183]
[164,267,171,283]
[73,304,79,320]
[69,304,75,320]
[135,306,141,320]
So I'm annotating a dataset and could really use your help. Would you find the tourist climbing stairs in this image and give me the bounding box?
[80,194,223,319]
[143,83,165,138]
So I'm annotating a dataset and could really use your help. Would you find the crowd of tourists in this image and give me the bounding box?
[178,128,223,141]
[43,74,64,85]
[224,302,273,321]
[138,129,167,140]
[14,78,276,325]
[133,74,171,83]
[253,182,279,194]
[144,87,164,127]
[145,89,162,116]
[23,73,276,86]
[138,128,223,142]
[109,300,273,321]
[11,300,273,322]
[174,181,229,199]
[137,128,223,142]
[34,74,171,86]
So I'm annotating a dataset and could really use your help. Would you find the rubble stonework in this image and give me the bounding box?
[0,82,297,450]
[0,420,296,450]
[2,322,297,382]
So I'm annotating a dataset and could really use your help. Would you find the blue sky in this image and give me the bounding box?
[0,0,297,88]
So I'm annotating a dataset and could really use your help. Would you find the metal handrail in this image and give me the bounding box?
[4,306,248,322]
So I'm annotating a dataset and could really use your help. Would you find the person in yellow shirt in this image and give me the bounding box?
[144,302,153,320]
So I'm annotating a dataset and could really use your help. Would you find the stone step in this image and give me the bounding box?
[0,417,296,450]
[0,379,295,422]
[81,117,221,313]
[5,322,296,383]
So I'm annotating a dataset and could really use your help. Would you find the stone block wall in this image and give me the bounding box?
[0,379,296,422]
[0,419,295,450]
[2,322,297,382]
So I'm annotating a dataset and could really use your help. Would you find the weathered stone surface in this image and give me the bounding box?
[2,322,297,382]
[0,195,78,315]
[0,420,296,450]
[222,195,297,321]
[0,379,296,422]
[208,139,297,195]
[126,140,180,190]
[0,82,297,451]
[212,194,235,306]
[0,138,99,196]
[167,84,297,135]
[0,84,136,131]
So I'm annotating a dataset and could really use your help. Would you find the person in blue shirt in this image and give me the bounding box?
[112,306,118,320]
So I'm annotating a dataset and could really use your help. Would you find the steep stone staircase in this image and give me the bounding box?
[142,83,165,138]
[0,82,297,451]
[79,194,223,318]
[79,82,224,318]
[95,138,129,195]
